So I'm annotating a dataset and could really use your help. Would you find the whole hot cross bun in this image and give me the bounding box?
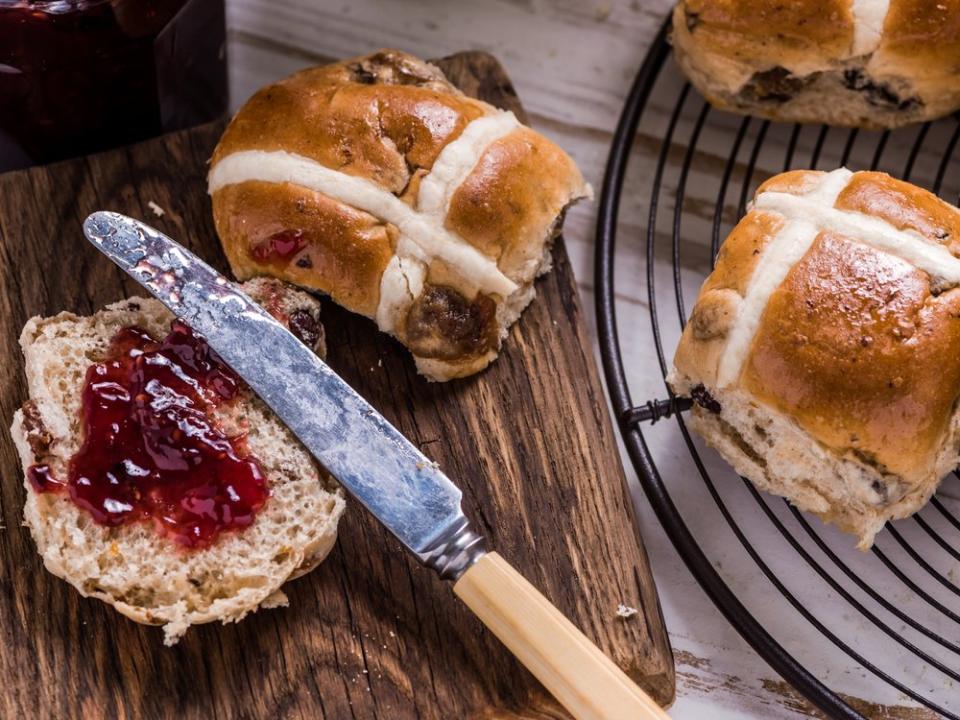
[669,168,960,547]
[208,50,590,381]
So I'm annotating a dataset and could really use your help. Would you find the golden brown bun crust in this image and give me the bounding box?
[835,171,960,257]
[213,180,395,318]
[881,0,960,77]
[445,127,581,279]
[209,50,589,381]
[678,0,853,68]
[211,52,488,194]
[742,231,960,479]
[672,0,960,128]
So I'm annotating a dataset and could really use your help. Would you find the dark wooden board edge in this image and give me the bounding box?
[0,51,674,718]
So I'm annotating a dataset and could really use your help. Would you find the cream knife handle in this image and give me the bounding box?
[453,552,669,720]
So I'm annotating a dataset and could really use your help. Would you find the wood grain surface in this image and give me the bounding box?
[0,51,673,718]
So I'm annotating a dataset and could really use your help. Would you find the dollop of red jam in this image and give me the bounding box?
[251,229,306,262]
[29,321,269,548]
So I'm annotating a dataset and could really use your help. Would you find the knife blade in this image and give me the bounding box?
[82,211,668,720]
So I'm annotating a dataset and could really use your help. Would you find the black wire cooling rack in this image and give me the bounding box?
[596,19,960,720]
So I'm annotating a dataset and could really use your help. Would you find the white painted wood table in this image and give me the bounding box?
[226,1,952,717]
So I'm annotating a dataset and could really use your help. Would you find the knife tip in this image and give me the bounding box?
[83,210,126,240]
[82,211,153,266]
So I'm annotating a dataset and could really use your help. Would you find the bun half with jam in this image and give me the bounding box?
[10,279,345,644]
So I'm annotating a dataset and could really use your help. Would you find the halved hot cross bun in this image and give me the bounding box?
[669,168,960,547]
[672,0,960,128]
[208,50,590,381]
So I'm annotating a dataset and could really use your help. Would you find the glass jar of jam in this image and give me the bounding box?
[0,0,228,172]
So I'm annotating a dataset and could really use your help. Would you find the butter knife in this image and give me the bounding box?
[83,211,668,720]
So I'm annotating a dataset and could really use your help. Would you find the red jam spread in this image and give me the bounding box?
[29,321,268,548]
[251,230,307,263]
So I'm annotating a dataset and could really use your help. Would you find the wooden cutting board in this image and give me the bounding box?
[0,52,674,718]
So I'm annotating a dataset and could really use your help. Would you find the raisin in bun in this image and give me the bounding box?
[672,0,960,129]
[208,50,590,381]
[668,168,960,548]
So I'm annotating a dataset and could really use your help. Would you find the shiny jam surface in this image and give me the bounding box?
[29,321,268,548]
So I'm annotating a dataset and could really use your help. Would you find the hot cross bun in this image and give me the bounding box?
[669,168,960,547]
[208,50,590,381]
